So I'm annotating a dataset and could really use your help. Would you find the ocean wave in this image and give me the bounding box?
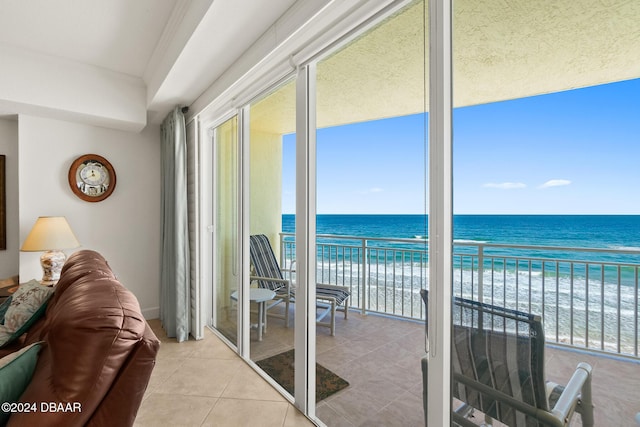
[411,237,491,243]
[609,245,640,251]
[305,257,640,354]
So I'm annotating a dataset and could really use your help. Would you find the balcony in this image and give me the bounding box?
[139,304,640,426]
[280,233,640,358]
[272,233,640,425]
[138,234,640,426]
[248,305,639,426]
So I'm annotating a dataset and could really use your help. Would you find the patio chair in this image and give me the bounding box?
[249,234,351,336]
[420,290,594,427]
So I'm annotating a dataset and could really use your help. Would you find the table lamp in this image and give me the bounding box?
[21,216,80,285]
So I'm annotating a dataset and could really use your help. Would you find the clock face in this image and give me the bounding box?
[68,154,116,202]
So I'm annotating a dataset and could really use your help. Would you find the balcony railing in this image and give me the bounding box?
[279,232,640,358]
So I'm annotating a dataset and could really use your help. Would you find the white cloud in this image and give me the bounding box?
[483,182,526,190]
[539,179,571,189]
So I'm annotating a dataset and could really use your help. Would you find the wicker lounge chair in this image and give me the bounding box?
[249,234,351,336]
[420,290,594,426]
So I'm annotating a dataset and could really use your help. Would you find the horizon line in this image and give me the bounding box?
[281,213,640,216]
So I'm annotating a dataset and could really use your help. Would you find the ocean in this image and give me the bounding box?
[283,214,640,250]
[281,214,640,354]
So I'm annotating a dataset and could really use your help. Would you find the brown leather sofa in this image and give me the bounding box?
[2,250,160,426]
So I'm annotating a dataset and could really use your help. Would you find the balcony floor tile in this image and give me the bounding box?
[143,313,640,426]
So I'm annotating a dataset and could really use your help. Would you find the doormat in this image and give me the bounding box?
[256,349,349,401]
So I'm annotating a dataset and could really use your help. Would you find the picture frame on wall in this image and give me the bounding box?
[0,155,5,250]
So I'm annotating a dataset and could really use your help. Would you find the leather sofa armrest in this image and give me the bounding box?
[86,323,160,427]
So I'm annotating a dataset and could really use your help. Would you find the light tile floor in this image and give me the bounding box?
[135,319,314,427]
[139,312,640,426]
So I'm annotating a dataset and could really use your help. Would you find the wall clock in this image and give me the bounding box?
[68,154,116,202]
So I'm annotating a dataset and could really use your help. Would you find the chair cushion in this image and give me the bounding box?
[316,285,350,305]
[250,234,287,291]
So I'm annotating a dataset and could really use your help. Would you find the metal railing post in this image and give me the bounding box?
[477,244,484,303]
[361,238,367,315]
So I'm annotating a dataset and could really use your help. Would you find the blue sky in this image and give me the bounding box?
[282,78,640,214]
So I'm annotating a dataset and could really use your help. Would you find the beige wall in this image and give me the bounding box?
[249,129,282,258]
[18,115,161,317]
[211,122,283,319]
[0,119,19,278]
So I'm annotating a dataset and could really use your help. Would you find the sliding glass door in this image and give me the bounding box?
[210,115,240,347]
[451,1,640,425]
[314,1,430,425]
[201,1,456,424]
[247,79,298,385]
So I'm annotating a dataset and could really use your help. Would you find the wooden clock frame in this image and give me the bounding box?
[68,154,117,202]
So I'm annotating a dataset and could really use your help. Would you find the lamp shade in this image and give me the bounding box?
[21,216,80,251]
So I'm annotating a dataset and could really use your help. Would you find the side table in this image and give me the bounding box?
[230,288,276,341]
[0,282,19,304]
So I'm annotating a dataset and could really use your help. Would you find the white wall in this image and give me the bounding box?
[18,115,161,318]
[0,118,19,278]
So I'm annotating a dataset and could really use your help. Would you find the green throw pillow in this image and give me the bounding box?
[0,342,43,425]
[0,296,12,325]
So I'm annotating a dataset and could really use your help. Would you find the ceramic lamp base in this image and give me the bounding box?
[40,250,66,285]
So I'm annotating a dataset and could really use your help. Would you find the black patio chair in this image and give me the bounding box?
[420,289,594,426]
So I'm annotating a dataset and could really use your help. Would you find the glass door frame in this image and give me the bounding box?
[291,1,454,422]
[203,68,321,417]
[293,64,317,417]
[201,110,247,354]
[238,105,251,358]
[197,0,454,423]
[426,0,453,425]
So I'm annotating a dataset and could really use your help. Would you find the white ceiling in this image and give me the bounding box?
[0,0,177,77]
[3,0,637,131]
[0,0,300,127]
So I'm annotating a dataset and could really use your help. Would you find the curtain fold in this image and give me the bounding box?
[160,107,190,342]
